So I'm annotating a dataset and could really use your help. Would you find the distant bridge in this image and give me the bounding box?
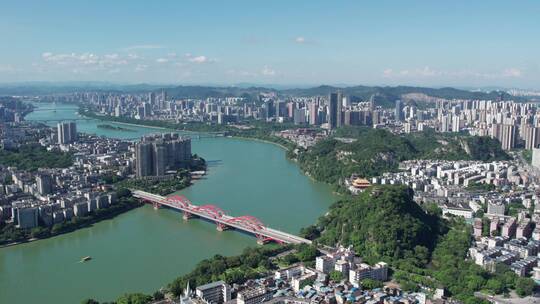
[29,118,94,123]
[30,108,71,111]
[132,190,311,245]
[123,132,226,141]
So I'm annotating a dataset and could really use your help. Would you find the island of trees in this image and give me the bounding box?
[96,124,136,132]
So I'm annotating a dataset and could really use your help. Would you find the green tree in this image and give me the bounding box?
[515,277,535,297]
[296,244,318,262]
[116,293,152,304]
[81,299,100,304]
[329,270,344,282]
[361,278,383,290]
[486,279,504,294]
[282,253,299,265]
[152,291,164,300]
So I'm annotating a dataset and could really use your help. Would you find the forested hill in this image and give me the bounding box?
[306,185,442,263]
[296,127,509,185]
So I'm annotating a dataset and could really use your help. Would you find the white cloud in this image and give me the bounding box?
[184,53,215,64]
[293,36,317,45]
[261,65,276,76]
[156,58,169,63]
[123,44,164,51]
[135,64,148,72]
[127,53,140,60]
[104,53,119,60]
[190,56,208,63]
[41,52,130,72]
[502,68,522,77]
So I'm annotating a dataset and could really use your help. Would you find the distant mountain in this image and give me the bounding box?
[0,82,527,107]
[0,82,174,95]
[281,85,521,107]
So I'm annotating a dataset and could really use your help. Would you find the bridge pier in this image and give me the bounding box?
[153,202,161,210]
[182,212,192,221]
[256,235,270,245]
[216,223,229,232]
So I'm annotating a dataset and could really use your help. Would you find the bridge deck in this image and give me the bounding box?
[132,190,311,245]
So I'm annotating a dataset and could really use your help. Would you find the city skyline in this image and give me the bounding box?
[1,1,539,88]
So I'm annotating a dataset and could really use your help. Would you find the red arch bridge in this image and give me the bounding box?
[132,190,312,245]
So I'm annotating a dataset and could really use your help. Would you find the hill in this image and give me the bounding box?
[296,127,509,185]
[306,185,442,263]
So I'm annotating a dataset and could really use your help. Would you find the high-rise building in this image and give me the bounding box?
[440,114,452,132]
[501,124,516,150]
[135,142,153,177]
[452,116,461,132]
[532,148,540,169]
[309,103,319,125]
[328,92,342,129]
[134,133,192,177]
[523,125,540,150]
[395,99,403,121]
[57,121,77,144]
[344,110,359,126]
[36,173,53,195]
[293,108,306,125]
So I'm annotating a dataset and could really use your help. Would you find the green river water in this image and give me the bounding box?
[0,102,337,304]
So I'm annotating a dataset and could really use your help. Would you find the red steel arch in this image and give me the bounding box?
[166,195,193,209]
[193,205,226,219]
[225,215,265,231]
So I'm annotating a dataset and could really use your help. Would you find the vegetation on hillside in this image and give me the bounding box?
[302,185,536,303]
[0,144,73,171]
[296,127,509,186]
[304,186,443,264]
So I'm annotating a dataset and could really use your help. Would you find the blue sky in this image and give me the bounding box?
[0,0,539,88]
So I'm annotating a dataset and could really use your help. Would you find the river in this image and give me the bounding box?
[0,102,337,304]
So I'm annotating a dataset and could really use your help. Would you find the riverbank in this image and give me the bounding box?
[80,107,297,152]
[96,119,171,131]
[4,101,337,304]
[0,194,142,248]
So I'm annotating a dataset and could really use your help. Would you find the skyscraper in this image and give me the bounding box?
[135,142,153,177]
[523,125,540,150]
[328,92,342,129]
[36,173,53,195]
[395,100,403,121]
[309,103,319,125]
[134,133,192,177]
[57,121,77,144]
[501,124,516,150]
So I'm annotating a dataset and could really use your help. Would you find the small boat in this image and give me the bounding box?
[81,256,92,262]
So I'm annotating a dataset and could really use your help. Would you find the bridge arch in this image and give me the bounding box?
[193,205,226,218]
[225,215,265,231]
